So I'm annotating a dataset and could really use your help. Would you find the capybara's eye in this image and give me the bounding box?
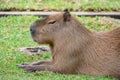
[48,20,56,24]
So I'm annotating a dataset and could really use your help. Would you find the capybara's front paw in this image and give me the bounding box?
[17,64,36,72]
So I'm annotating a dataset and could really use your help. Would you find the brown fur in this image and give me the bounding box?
[18,10,120,79]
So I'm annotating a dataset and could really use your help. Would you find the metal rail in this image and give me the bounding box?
[0,11,120,18]
[0,11,119,15]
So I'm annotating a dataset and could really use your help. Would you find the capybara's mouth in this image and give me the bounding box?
[31,35,37,42]
[33,39,37,42]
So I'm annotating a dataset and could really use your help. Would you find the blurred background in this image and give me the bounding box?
[0,0,120,11]
[0,0,120,80]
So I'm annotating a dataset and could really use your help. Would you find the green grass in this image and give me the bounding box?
[0,0,120,11]
[0,15,120,80]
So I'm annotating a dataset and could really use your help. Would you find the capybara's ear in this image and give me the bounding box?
[63,9,71,22]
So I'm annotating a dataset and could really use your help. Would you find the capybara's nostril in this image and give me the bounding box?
[30,27,35,35]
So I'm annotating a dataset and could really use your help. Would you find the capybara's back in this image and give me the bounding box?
[81,27,120,79]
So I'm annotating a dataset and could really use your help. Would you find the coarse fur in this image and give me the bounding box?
[18,9,120,79]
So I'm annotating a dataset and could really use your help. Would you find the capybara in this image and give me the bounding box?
[18,9,120,79]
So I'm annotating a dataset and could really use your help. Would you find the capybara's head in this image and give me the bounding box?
[30,9,72,44]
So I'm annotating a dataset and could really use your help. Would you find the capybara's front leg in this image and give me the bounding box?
[17,64,58,72]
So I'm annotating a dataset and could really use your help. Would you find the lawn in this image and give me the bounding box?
[0,15,120,80]
[0,0,120,11]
